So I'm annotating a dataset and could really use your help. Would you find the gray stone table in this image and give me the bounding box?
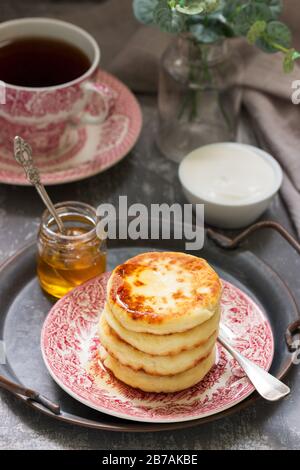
[0,0,300,450]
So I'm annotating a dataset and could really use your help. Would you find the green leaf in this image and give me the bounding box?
[267,21,291,47]
[176,0,220,16]
[233,3,273,36]
[153,2,186,33]
[255,0,283,19]
[257,21,292,53]
[186,10,225,25]
[292,50,300,61]
[133,0,158,25]
[283,48,300,73]
[222,0,247,22]
[247,20,266,44]
[188,9,235,42]
[283,57,293,73]
[176,3,205,15]
[283,50,295,73]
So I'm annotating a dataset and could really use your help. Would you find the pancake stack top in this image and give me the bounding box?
[99,252,222,393]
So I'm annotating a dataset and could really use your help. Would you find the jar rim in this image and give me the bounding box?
[41,201,98,242]
[178,34,229,65]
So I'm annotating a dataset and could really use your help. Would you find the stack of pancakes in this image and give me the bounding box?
[99,252,222,393]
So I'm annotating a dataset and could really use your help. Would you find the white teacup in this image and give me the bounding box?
[0,17,115,157]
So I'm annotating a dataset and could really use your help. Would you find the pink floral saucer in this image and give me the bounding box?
[0,71,142,186]
[41,272,274,424]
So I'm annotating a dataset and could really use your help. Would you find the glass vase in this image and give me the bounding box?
[157,35,240,163]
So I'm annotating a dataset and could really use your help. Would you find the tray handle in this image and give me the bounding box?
[285,320,300,353]
[207,221,300,255]
[0,374,60,415]
[207,220,300,353]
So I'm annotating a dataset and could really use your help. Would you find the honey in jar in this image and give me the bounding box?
[37,201,106,298]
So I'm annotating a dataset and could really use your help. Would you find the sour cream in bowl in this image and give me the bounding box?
[178,143,282,229]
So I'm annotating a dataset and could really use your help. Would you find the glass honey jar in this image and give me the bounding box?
[37,201,106,298]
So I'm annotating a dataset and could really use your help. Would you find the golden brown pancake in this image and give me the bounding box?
[103,302,220,356]
[99,313,217,376]
[107,252,222,334]
[101,347,216,393]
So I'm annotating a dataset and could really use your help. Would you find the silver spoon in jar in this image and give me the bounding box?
[13,136,65,233]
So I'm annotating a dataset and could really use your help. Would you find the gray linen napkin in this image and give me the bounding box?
[236,41,300,236]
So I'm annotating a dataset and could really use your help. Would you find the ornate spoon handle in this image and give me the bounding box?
[13,136,65,233]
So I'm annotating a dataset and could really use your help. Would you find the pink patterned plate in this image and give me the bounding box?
[41,272,274,423]
[0,70,142,186]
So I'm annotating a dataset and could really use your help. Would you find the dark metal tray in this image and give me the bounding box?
[0,223,299,432]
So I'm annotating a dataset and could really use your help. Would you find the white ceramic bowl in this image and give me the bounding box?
[178,143,283,229]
